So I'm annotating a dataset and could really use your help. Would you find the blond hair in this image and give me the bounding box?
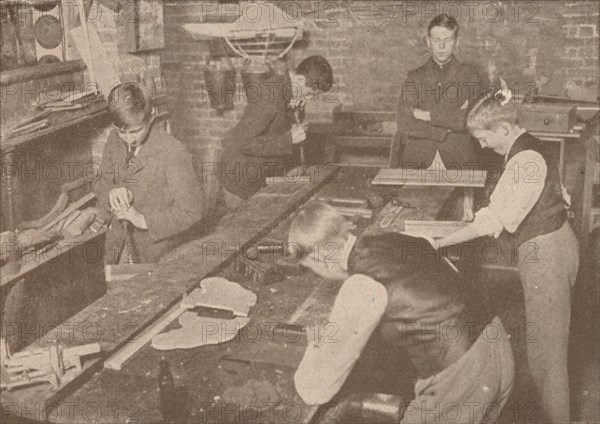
[466,96,517,132]
[288,201,350,259]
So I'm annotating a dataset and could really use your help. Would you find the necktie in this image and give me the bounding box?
[125,145,135,165]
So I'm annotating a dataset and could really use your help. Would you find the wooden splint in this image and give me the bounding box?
[104,263,156,282]
[104,278,257,370]
[0,339,101,392]
[150,312,250,351]
[181,277,257,317]
[21,178,93,230]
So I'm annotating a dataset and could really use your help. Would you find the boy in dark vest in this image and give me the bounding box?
[439,88,579,423]
[289,202,514,424]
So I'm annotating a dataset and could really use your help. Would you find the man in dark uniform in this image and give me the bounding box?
[394,14,484,169]
[220,56,333,210]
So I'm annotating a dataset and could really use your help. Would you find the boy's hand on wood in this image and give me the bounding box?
[413,108,431,121]
[291,122,307,144]
[114,206,147,229]
[289,98,305,110]
[109,187,133,211]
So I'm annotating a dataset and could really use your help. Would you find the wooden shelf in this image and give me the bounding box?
[0,229,106,288]
[0,60,86,87]
[1,102,108,153]
[1,95,170,153]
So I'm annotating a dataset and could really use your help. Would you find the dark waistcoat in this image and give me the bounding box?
[504,132,567,247]
[348,232,486,377]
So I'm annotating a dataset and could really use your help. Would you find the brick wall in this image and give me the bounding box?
[162,0,597,213]
[163,0,598,150]
[558,2,600,86]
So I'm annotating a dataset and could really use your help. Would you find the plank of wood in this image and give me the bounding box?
[104,263,156,282]
[8,120,49,136]
[22,177,91,230]
[265,176,311,185]
[317,196,369,208]
[1,230,105,288]
[42,192,95,231]
[105,279,257,368]
[12,110,54,129]
[402,220,467,239]
[70,12,120,96]
[404,220,467,227]
[333,206,373,218]
[103,298,187,371]
[372,168,486,187]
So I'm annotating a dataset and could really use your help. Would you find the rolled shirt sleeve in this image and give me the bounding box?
[471,150,547,238]
[294,275,388,405]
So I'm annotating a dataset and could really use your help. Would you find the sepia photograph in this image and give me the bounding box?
[1,1,598,423]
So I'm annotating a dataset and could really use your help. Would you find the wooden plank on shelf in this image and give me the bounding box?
[372,168,487,187]
[104,263,156,282]
[265,176,311,185]
[0,229,106,288]
[42,192,95,231]
[103,299,187,371]
[1,104,108,152]
[402,220,467,239]
[0,60,86,86]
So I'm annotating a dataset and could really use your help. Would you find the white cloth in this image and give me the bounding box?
[294,275,388,405]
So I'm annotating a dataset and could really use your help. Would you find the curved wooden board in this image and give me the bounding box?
[21,178,92,229]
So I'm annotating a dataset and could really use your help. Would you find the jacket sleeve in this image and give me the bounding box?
[94,132,120,222]
[394,71,449,143]
[235,102,294,157]
[143,148,203,242]
[430,66,483,131]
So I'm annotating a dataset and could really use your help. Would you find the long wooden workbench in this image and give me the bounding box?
[1,167,461,424]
